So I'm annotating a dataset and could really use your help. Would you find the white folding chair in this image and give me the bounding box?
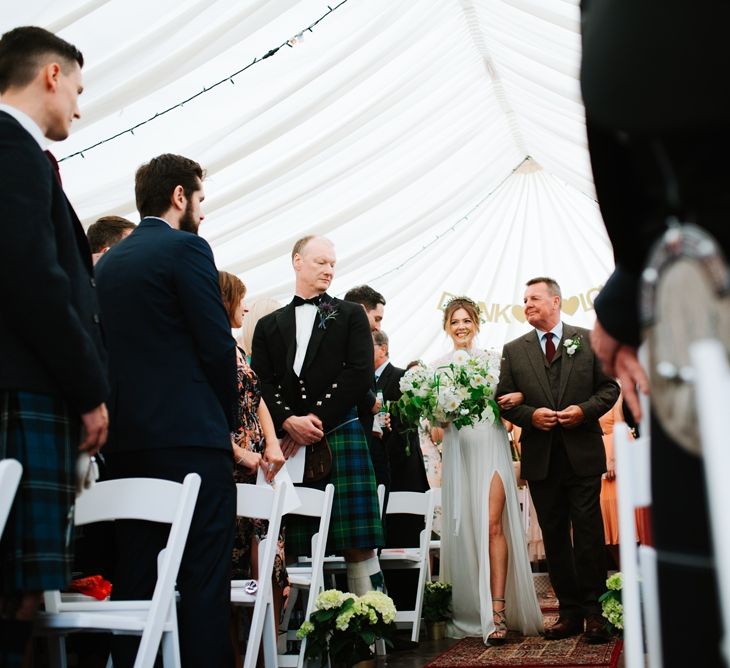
[379,489,435,642]
[0,458,22,538]
[691,338,730,666]
[321,483,386,588]
[36,473,201,668]
[615,411,662,668]
[278,484,334,668]
[231,482,287,668]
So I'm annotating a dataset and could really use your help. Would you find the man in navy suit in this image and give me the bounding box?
[95,154,237,667]
[0,27,109,667]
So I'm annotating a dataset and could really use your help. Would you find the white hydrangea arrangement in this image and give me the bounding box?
[394,349,501,430]
[297,589,396,666]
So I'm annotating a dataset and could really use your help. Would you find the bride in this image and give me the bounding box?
[431,297,543,644]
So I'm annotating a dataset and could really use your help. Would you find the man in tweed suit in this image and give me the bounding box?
[0,27,109,667]
[498,277,618,644]
[252,236,385,594]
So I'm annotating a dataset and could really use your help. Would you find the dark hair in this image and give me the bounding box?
[373,329,389,348]
[135,154,204,219]
[87,216,136,253]
[0,26,83,93]
[218,271,247,324]
[442,296,481,333]
[526,276,562,300]
[344,285,386,311]
[406,359,423,370]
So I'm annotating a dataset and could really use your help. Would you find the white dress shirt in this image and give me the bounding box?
[293,303,317,376]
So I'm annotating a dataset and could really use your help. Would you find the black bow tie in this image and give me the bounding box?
[292,295,322,307]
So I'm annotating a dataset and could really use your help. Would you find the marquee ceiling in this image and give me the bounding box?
[3,0,612,363]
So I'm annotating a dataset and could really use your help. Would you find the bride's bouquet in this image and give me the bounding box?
[394,349,501,430]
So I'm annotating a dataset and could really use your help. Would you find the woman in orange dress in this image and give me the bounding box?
[599,397,653,570]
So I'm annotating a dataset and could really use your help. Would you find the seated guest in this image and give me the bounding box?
[86,215,135,265]
[218,271,286,663]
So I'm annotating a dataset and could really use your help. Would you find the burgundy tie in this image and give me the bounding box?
[545,332,556,363]
[45,150,62,185]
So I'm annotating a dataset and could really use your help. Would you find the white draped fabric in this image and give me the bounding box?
[2,0,612,363]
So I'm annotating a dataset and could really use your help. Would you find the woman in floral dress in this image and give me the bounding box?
[218,272,287,656]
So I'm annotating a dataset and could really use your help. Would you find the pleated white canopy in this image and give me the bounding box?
[2,0,613,364]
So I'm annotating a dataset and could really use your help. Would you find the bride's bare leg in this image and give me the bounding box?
[488,473,508,643]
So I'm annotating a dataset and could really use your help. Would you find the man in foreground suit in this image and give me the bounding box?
[95,154,237,667]
[581,4,728,664]
[498,277,618,643]
[0,27,109,667]
[252,236,385,594]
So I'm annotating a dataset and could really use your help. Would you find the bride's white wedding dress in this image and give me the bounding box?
[436,348,543,642]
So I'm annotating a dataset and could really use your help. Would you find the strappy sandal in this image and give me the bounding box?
[488,597,508,645]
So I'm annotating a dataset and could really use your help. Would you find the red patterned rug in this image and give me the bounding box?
[424,614,623,667]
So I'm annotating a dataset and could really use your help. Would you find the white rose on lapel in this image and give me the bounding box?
[563,335,582,357]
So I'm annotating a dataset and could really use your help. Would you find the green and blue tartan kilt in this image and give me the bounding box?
[0,390,79,594]
[287,413,384,556]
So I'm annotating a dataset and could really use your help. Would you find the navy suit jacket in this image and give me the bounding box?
[0,110,108,412]
[95,218,237,452]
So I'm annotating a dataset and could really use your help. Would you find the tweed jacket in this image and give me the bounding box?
[498,323,619,480]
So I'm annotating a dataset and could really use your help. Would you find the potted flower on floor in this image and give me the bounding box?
[297,589,397,667]
[423,581,452,640]
[599,572,623,635]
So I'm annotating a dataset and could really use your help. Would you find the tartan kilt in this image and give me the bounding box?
[287,414,384,556]
[0,390,79,593]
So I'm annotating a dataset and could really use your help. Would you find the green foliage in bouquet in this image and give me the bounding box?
[599,572,623,634]
[392,350,500,430]
[423,581,453,622]
[297,589,396,667]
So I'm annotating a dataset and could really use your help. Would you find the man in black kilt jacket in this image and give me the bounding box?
[251,236,385,594]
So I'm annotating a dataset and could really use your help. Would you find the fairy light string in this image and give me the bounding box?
[59,1,351,162]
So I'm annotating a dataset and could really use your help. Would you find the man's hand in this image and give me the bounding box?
[590,319,621,376]
[79,403,108,454]
[280,435,302,459]
[556,404,585,428]
[371,397,382,415]
[282,414,324,445]
[531,407,558,431]
[614,345,650,421]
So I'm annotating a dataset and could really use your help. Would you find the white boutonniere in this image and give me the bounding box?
[563,335,582,356]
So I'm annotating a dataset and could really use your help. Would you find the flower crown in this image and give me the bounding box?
[442,295,484,324]
[443,295,481,316]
